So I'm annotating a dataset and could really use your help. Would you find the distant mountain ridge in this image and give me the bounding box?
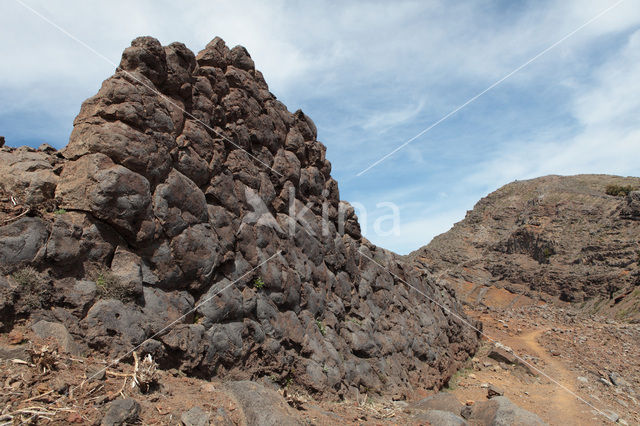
[411,174,640,321]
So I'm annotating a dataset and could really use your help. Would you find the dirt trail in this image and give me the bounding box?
[519,329,583,425]
[451,305,617,425]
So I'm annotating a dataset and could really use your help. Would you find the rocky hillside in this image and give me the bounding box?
[0,36,478,402]
[411,174,640,321]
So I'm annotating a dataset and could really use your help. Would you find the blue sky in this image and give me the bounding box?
[1,0,640,254]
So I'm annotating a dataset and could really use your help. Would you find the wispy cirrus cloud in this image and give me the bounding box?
[464,27,640,192]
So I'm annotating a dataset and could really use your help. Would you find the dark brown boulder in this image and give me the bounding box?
[0,147,59,205]
[119,36,168,86]
[101,398,141,426]
[163,42,196,97]
[461,396,546,425]
[153,169,208,238]
[229,46,255,71]
[0,217,49,271]
[45,215,83,264]
[226,381,300,425]
[196,37,230,68]
[55,153,153,243]
[410,392,464,415]
[488,347,517,365]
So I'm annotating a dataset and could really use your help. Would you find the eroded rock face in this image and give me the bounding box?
[0,36,478,398]
[411,175,640,312]
[0,147,60,205]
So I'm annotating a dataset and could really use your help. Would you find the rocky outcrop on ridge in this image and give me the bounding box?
[411,174,640,320]
[0,36,478,399]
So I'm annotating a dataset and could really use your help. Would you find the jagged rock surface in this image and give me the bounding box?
[411,175,640,320]
[0,36,478,398]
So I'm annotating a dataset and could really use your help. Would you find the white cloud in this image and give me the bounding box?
[367,209,468,256]
[465,27,640,191]
[2,1,638,112]
[573,30,640,129]
[360,100,425,133]
[1,1,639,255]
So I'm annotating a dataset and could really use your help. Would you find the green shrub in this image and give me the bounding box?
[94,270,137,302]
[11,267,48,309]
[444,367,473,391]
[348,317,362,326]
[605,185,635,196]
[12,267,42,290]
[253,277,265,290]
[54,208,67,215]
[316,319,327,336]
[615,304,638,320]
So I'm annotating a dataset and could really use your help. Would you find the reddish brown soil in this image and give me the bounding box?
[451,301,640,425]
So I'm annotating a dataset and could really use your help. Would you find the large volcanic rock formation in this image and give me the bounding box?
[0,36,478,398]
[411,175,640,320]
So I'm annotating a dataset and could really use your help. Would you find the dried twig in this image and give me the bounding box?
[118,377,129,399]
[85,384,103,397]
[0,206,30,225]
[22,389,54,403]
[105,370,130,378]
[0,405,65,424]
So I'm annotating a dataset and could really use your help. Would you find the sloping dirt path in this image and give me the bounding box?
[519,329,583,424]
[452,308,613,425]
